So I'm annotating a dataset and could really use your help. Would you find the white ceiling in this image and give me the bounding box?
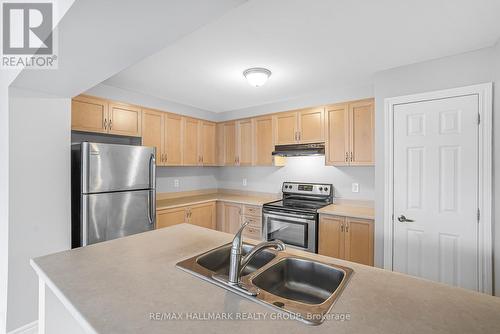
[103,0,500,112]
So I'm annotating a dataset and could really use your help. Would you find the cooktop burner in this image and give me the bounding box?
[264,198,330,212]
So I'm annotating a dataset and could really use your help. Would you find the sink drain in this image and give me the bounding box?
[273,301,285,308]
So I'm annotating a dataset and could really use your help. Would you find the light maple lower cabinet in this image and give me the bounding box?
[156,207,187,229]
[319,214,374,266]
[220,202,242,234]
[189,202,216,229]
[156,202,216,230]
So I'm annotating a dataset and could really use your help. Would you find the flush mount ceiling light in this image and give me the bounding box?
[243,67,272,87]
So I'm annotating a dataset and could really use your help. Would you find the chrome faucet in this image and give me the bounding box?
[228,221,286,284]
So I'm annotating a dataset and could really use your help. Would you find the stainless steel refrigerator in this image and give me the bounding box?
[71,142,156,247]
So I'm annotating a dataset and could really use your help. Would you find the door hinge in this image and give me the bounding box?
[477,113,481,125]
[477,208,480,221]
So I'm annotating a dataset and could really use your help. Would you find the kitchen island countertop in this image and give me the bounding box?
[31,224,500,334]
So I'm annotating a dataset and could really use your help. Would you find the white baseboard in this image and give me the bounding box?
[7,321,38,334]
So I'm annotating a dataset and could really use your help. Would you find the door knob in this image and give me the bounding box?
[397,215,414,223]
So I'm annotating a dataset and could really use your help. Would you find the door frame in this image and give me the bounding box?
[383,83,493,294]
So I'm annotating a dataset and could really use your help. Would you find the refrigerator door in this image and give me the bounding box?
[82,189,155,245]
[82,142,155,193]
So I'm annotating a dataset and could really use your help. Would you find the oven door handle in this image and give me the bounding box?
[264,212,316,223]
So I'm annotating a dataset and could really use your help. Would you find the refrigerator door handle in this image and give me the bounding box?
[148,153,156,226]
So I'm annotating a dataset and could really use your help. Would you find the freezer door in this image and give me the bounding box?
[82,142,155,193]
[82,190,155,245]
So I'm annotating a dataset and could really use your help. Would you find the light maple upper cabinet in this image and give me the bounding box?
[236,119,253,166]
[274,111,298,145]
[325,98,374,166]
[200,121,216,166]
[254,115,274,166]
[274,108,324,145]
[298,107,324,143]
[349,99,374,165]
[325,103,349,166]
[182,117,199,166]
[71,95,108,134]
[318,214,374,266]
[108,102,142,137]
[216,123,225,166]
[223,121,236,166]
[164,113,183,166]
[141,109,164,164]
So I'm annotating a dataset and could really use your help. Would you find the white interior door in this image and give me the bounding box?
[393,94,479,291]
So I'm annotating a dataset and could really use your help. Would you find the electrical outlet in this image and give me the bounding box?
[174,179,180,188]
[351,183,359,193]
[242,178,247,186]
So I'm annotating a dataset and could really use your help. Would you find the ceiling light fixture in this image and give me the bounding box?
[243,67,272,87]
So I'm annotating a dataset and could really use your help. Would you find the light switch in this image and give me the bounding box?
[352,183,359,193]
[174,179,180,188]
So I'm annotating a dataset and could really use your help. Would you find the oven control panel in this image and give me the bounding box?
[282,182,333,196]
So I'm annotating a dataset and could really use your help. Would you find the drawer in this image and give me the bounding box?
[243,215,261,228]
[243,205,262,217]
[243,225,262,241]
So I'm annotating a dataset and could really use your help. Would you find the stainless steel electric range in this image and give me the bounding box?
[263,182,334,253]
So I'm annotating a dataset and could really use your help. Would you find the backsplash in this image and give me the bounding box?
[156,156,374,200]
[156,167,219,192]
[216,156,374,200]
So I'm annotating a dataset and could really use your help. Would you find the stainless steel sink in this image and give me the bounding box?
[251,257,345,305]
[196,243,276,276]
[177,243,353,325]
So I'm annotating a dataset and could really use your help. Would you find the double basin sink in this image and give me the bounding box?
[176,242,353,325]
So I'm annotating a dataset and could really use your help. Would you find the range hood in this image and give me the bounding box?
[272,143,325,157]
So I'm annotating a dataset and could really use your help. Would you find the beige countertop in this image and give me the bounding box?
[318,204,375,220]
[32,224,500,334]
[156,192,278,210]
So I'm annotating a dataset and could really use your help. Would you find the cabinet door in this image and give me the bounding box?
[344,217,374,266]
[223,122,236,166]
[189,202,216,230]
[142,109,164,165]
[237,119,253,166]
[223,203,242,234]
[298,107,324,143]
[182,117,199,165]
[200,121,216,165]
[164,113,182,166]
[216,123,225,166]
[349,99,374,165]
[71,95,108,134]
[157,207,187,229]
[254,115,274,166]
[108,102,142,137]
[325,104,349,166]
[274,111,298,145]
[318,215,345,259]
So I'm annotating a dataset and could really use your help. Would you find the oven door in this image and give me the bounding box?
[263,209,317,253]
